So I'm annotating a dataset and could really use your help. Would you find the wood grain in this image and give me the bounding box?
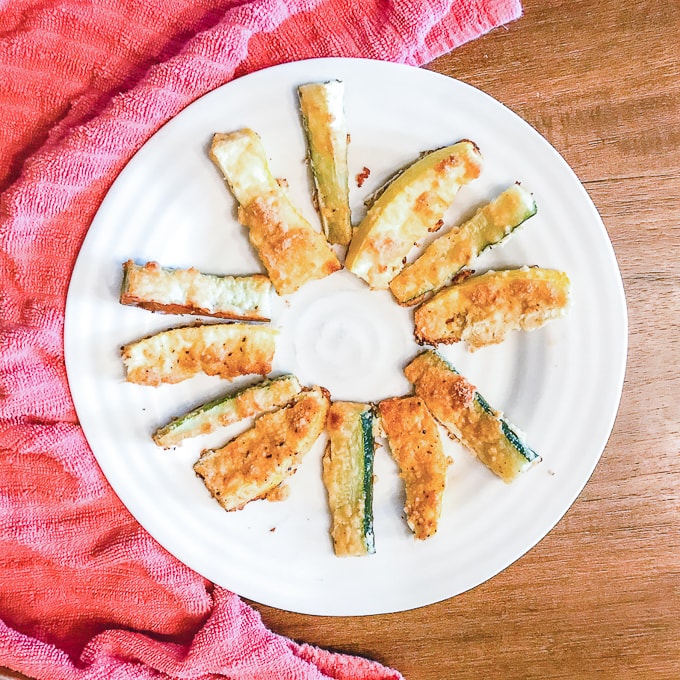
[254,1,680,678]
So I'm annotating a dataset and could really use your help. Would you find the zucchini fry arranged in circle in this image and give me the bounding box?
[209,128,341,296]
[298,81,352,246]
[153,375,301,449]
[120,260,272,321]
[194,386,330,512]
[404,350,540,483]
[322,401,376,556]
[121,323,277,386]
[414,267,571,350]
[345,140,483,289]
[389,183,537,306]
[378,396,450,540]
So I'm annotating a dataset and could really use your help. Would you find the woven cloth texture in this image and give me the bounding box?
[0,1,521,677]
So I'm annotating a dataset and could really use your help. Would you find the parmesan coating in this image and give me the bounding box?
[194,386,330,511]
[389,183,536,305]
[378,396,450,539]
[404,351,540,482]
[239,196,341,295]
[414,267,571,350]
[345,140,483,289]
[121,323,276,386]
[210,129,341,296]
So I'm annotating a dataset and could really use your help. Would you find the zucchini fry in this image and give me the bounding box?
[322,401,376,556]
[378,396,449,540]
[298,81,352,245]
[194,386,330,511]
[209,128,341,295]
[153,375,301,448]
[346,140,483,289]
[414,267,571,350]
[404,350,540,482]
[120,260,271,321]
[121,323,276,386]
[389,183,537,305]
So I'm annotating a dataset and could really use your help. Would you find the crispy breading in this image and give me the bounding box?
[378,396,449,540]
[194,386,330,511]
[414,267,571,350]
[120,260,271,321]
[209,129,341,295]
[404,351,540,482]
[238,196,341,295]
[389,184,536,305]
[121,323,276,386]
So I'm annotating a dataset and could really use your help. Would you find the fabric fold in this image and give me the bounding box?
[0,1,522,677]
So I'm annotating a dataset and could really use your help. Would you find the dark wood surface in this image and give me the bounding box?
[255,1,680,677]
[2,1,678,678]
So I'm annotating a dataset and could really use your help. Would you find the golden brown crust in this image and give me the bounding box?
[378,396,449,539]
[121,323,276,386]
[403,353,476,414]
[152,375,301,448]
[404,352,538,482]
[193,386,330,511]
[238,197,341,295]
[413,268,571,349]
[346,140,483,290]
[209,129,341,296]
[118,297,268,321]
[389,184,536,305]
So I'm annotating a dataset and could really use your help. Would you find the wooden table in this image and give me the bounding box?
[253,1,680,678]
[2,2,677,679]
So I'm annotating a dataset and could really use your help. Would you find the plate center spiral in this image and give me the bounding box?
[274,272,417,402]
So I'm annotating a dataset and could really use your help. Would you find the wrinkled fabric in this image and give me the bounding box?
[0,1,522,677]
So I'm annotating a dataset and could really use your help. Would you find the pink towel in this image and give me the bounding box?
[0,1,522,677]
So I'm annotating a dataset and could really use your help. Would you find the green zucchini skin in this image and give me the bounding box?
[404,350,540,482]
[153,375,301,448]
[323,402,376,556]
[389,183,537,305]
[346,140,483,289]
[298,81,352,246]
[359,409,376,551]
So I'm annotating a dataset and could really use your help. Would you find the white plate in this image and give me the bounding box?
[65,58,627,615]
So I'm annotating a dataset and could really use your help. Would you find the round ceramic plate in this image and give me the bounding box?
[65,58,627,616]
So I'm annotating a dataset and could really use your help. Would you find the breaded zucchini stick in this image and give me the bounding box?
[298,81,352,246]
[389,183,537,305]
[209,128,341,295]
[378,396,449,540]
[404,351,540,483]
[194,386,330,511]
[414,267,571,350]
[153,375,301,448]
[345,140,483,289]
[120,260,271,321]
[322,401,376,556]
[121,323,276,386]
